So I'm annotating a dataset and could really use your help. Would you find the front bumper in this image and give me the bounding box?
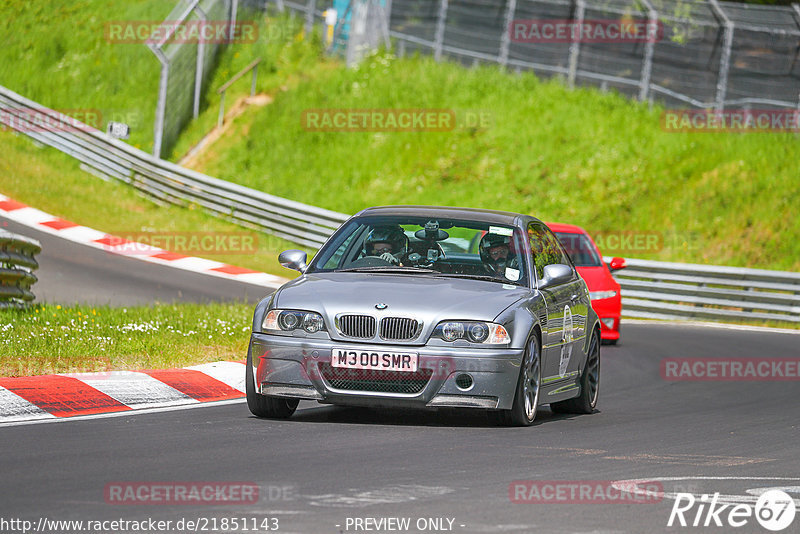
[591,296,621,340]
[249,333,524,410]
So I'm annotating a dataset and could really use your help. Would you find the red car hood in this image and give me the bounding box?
[575,265,619,292]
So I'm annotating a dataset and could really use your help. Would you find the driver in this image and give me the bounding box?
[363,225,407,265]
[479,233,520,278]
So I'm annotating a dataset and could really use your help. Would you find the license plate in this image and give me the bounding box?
[331,348,418,372]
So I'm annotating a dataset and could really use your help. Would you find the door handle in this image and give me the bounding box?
[570,294,579,303]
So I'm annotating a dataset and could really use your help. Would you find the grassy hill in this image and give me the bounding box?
[187,51,800,270]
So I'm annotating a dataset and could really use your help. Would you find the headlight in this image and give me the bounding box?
[263,309,326,334]
[589,290,618,300]
[433,321,510,344]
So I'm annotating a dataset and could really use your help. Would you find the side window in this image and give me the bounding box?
[322,228,360,269]
[528,223,573,280]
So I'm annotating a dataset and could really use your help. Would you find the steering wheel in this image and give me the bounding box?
[346,255,395,268]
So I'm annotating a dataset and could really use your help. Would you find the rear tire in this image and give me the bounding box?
[489,334,541,427]
[550,330,600,414]
[245,348,299,419]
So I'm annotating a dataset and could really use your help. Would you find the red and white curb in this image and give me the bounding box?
[0,193,288,288]
[0,361,247,425]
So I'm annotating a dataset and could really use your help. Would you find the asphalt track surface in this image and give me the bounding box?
[1,216,272,305]
[2,323,799,533]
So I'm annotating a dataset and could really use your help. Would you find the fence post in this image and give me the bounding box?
[305,0,316,35]
[148,44,169,158]
[638,0,657,102]
[499,0,517,67]
[709,0,733,112]
[230,0,239,43]
[434,0,449,61]
[567,0,585,88]
[385,0,393,36]
[218,90,226,128]
[194,6,207,119]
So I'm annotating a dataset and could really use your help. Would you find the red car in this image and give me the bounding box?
[547,223,626,345]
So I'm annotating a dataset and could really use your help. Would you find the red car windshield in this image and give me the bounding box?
[554,232,602,267]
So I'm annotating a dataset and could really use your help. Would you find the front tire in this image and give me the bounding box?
[490,334,541,427]
[245,348,299,419]
[550,330,600,414]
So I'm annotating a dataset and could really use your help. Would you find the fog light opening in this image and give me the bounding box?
[455,373,474,391]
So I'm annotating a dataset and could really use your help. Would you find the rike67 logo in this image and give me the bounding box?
[668,490,796,531]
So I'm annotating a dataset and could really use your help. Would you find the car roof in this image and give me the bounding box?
[356,205,529,225]
[546,221,588,234]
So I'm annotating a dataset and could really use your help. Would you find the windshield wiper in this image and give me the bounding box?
[433,273,521,284]
[338,266,441,273]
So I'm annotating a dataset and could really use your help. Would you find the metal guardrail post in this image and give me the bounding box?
[567,0,585,88]
[251,64,259,96]
[230,0,239,46]
[217,91,227,129]
[709,0,734,112]
[148,44,170,158]
[638,0,657,102]
[499,0,517,67]
[305,0,316,35]
[433,0,449,62]
[194,6,208,120]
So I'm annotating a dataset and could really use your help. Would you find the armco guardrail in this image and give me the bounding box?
[0,85,350,249]
[605,257,800,324]
[0,230,42,307]
[1,84,799,326]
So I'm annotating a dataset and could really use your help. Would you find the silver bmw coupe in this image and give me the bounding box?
[246,206,600,426]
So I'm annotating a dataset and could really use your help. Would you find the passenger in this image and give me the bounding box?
[479,233,520,279]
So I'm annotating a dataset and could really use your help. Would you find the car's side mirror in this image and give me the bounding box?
[608,257,627,271]
[278,249,308,273]
[539,263,573,289]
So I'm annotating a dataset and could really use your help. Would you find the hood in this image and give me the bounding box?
[275,272,528,343]
[576,265,619,292]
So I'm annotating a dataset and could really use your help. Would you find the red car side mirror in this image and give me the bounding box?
[608,257,626,271]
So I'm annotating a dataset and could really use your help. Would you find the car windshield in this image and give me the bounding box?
[309,215,529,286]
[554,232,603,267]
